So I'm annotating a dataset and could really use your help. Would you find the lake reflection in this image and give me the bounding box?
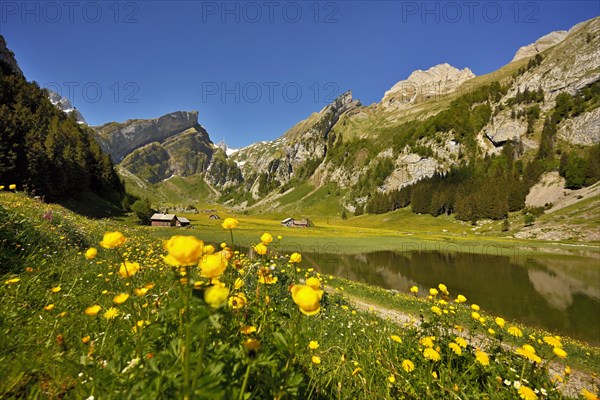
[303,250,600,345]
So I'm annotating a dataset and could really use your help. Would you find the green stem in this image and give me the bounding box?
[229,229,235,251]
[238,361,252,400]
[183,266,192,400]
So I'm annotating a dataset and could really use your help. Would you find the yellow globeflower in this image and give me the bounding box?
[438,283,448,293]
[99,231,126,249]
[308,340,320,350]
[456,294,467,303]
[311,356,321,365]
[475,350,489,366]
[387,374,395,383]
[471,312,481,320]
[553,347,567,358]
[203,244,215,254]
[495,317,506,327]
[260,232,273,244]
[9,184,16,190]
[291,284,323,316]
[518,385,538,400]
[306,277,321,290]
[51,286,61,293]
[164,235,204,266]
[134,287,148,296]
[254,243,267,255]
[429,288,438,296]
[0,185,4,190]
[222,218,238,229]
[289,252,302,263]
[471,304,480,311]
[410,286,419,294]
[402,359,415,373]
[199,253,227,278]
[431,306,442,316]
[423,348,441,361]
[85,305,101,316]
[113,293,130,304]
[118,261,140,278]
[204,285,229,308]
[85,247,97,260]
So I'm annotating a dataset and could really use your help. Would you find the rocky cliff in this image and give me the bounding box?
[48,90,87,125]
[95,111,201,162]
[0,35,23,76]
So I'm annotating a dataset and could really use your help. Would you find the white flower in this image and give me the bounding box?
[513,381,521,389]
[504,380,511,386]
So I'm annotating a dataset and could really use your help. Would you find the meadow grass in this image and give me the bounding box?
[1,191,599,399]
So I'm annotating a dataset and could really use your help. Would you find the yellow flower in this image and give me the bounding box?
[306,277,321,290]
[495,317,505,327]
[553,347,567,358]
[438,283,448,293]
[203,244,215,254]
[113,293,130,304]
[118,261,140,278]
[518,385,538,400]
[289,252,302,263]
[449,342,462,355]
[85,305,101,316]
[410,286,418,294]
[471,311,480,320]
[81,335,91,344]
[308,340,320,350]
[471,304,480,311]
[456,294,467,303]
[164,235,204,266]
[4,277,20,285]
[243,338,261,353]
[199,253,227,278]
[390,335,402,343]
[581,388,599,400]
[475,350,489,366]
[431,306,442,316]
[99,231,126,249]
[311,356,321,365]
[352,367,362,376]
[228,292,247,309]
[0,185,4,190]
[134,287,148,296]
[103,307,119,320]
[254,243,267,255]
[204,285,229,308]
[51,286,61,293]
[291,284,323,316]
[402,359,415,372]
[429,288,438,296]
[419,336,435,348]
[85,247,97,260]
[387,374,395,383]
[44,304,55,311]
[241,326,257,335]
[258,274,278,285]
[423,348,440,361]
[9,184,16,190]
[234,277,244,289]
[564,365,571,375]
[260,232,273,244]
[543,336,562,348]
[222,218,238,229]
[508,326,523,337]
[454,337,467,348]
[516,346,542,364]
[488,328,495,335]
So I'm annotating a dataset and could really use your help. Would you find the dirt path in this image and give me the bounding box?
[337,290,599,398]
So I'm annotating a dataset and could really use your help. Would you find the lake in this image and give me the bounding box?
[302,249,600,345]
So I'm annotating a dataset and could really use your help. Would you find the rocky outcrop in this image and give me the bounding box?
[0,35,23,76]
[95,111,200,162]
[483,112,528,146]
[511,30,569,63]
[557,108,600,145]
[48,90,87,125]
[381,63,475,109]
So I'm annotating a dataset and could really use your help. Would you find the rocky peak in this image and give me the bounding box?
[511,30,569,63]
[381,63,475,109]
[0,35,23,76]
[94,111,200,162]
[47,90,87,125]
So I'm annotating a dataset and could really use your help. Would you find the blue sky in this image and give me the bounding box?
[1,1,598,147]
